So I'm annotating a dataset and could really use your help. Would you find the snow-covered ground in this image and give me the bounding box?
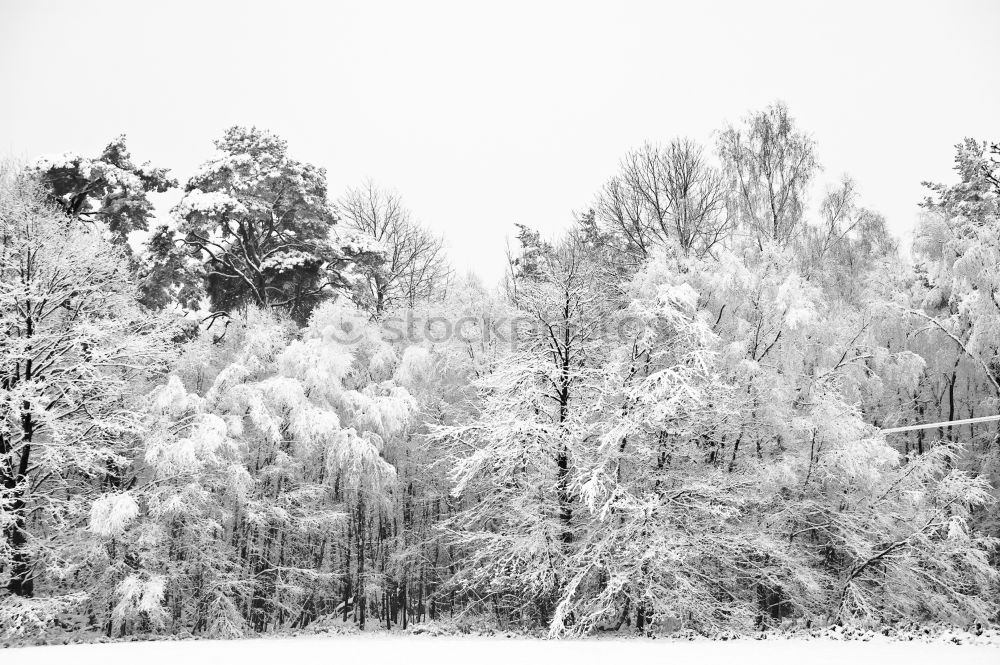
[11,634,999,665]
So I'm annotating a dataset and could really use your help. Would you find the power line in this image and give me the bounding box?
[880,414,1000,435]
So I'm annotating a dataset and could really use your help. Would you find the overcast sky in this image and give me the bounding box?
[1,0,998,284]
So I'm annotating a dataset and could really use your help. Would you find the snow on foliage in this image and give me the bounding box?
[117,300,421,635]
[89,493,140,538]
[395,346,434,386]
[163,126,383,322]
[30,135,177,250]
[172,188,248,218]
[112,574,168,629]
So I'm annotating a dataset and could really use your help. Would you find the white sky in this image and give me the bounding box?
[1,0,998,285]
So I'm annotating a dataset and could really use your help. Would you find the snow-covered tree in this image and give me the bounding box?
[0,168,174,619]
[439,229,615,624]
[379,274,511,624]
[912,139,1000,415]
[155,127,380,321]
[31,136,177,247]
[548,246,997,634]
[124,301,418,634]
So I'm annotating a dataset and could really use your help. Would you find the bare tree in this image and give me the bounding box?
[658,139,733,254]
[717,101,820,248]
[595,171,652,262]
[338,181,450,315]
[596,139,731,260]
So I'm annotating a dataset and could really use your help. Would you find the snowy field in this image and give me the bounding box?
[11,635,999,665]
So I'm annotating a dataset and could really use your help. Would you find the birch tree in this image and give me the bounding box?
[717,102,819,248]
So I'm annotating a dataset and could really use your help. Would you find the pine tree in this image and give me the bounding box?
[32,135,177,247]
[160,127,381,322]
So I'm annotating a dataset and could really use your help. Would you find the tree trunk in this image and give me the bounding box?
[5,402,35,597]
